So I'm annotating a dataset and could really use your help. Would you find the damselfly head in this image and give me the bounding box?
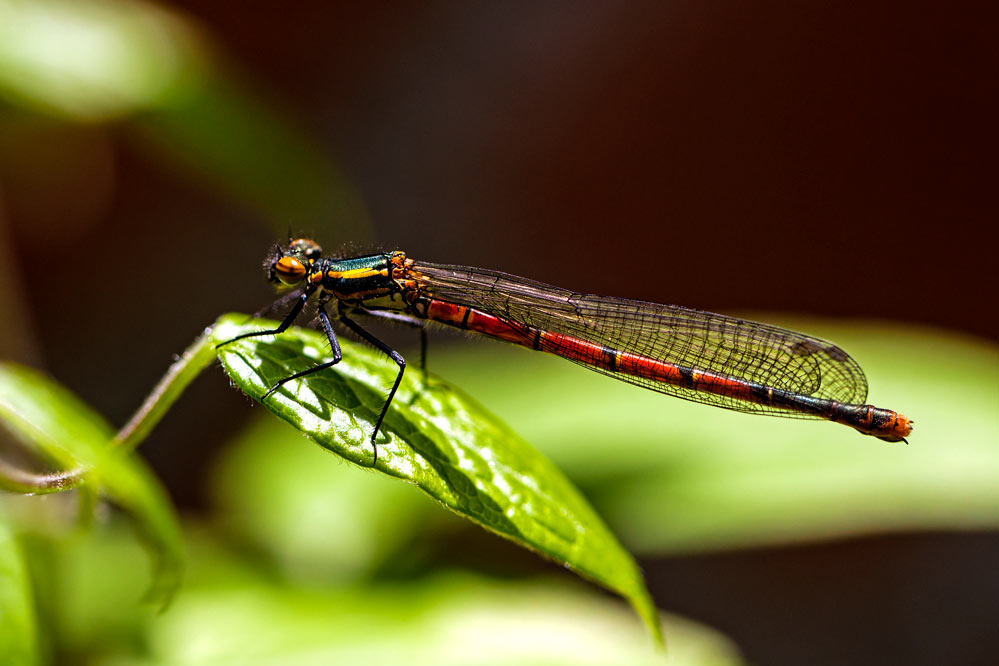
[287,238,323,261]
[266,238,324,287]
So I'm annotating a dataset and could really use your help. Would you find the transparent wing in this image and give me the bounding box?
[414,262,868,417]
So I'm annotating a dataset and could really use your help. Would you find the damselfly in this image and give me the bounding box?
[218,239,913,465]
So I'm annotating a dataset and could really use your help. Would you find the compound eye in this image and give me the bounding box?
[304,244,322,261]
[273,256,307,285]
[288,238,322,262]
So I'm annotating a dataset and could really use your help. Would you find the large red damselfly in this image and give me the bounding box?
[218,239,913,465]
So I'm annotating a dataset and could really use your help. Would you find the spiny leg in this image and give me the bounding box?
[338,308,406,468]
[261,296,342,400]
[358,309,429,385]
[216,285,315,348]
[254,287,307,318]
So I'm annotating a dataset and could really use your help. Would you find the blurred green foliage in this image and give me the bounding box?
[0,519,36,665]
[0,0,202,121]
[0,363,184,607]
[12,516,742,666]
[0,0,369,238]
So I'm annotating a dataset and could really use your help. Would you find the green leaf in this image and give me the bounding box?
[212,314,662,645]
[0,516,38,666]
[0,362,184,606]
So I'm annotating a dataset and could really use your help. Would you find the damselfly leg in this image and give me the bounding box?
[216,284,314,347]
[259,294,343,402]
[338,305,406,467]
[359,309,429,386]
[217,289,406,467]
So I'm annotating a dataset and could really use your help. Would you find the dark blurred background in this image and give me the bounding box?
[1,2,996,665]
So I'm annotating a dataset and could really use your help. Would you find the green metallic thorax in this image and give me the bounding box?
[317,252,408,310]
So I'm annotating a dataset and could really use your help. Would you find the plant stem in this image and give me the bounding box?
[0,322,220,493]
